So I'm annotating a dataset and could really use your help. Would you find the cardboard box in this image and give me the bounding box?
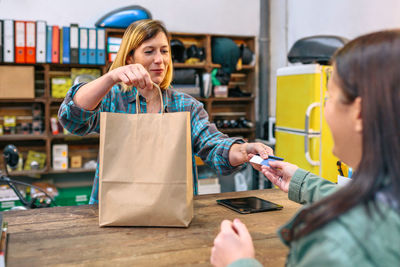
[52,144,68,170]
[214,85,228,98]
[53,157,68,170]
[53,144,68,159]
[70,155,82,168]
[0,66,35,99]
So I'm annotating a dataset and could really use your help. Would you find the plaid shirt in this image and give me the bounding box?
[58,83,244,204]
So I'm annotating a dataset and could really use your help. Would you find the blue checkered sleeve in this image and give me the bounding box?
[191,102,244,175]
[58,83,105,135]
[183,93,245,175]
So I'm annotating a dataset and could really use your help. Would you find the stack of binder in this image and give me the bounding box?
[0,19,106,65]
[107,37,122,62]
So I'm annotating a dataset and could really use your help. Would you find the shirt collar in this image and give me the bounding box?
[126,87,169,112]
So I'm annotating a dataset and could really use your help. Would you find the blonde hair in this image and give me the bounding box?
[109,19,173,91]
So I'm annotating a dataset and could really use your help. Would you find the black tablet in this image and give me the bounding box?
[217,196,283,214]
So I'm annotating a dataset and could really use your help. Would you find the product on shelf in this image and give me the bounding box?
[50,117,59,135]
[70,155,82,168]
[24,150,46,170]
[51,77,72,98]
[3,116,16,134]
[52,144,68,170]
[70,68,101,84]
[213,85,228,98]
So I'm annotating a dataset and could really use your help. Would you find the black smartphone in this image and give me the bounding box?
[216,196,283,214]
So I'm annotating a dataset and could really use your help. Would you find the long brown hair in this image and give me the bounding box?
[109,19,173,90]
[286,30,400,241]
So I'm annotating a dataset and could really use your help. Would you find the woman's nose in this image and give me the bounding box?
[153,51,163,64]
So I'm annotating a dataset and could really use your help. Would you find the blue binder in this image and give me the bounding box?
[79,28,88,64]
[88,28,97,64]
[46,25,52,63]
[96,28,105,65]
[62,27,70,64]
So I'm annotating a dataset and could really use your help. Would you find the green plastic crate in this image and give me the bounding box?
[55,186,92,206]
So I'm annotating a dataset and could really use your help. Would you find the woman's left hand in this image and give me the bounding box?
[211,219,255,267]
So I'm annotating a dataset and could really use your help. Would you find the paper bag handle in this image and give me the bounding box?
[135,82,164,114]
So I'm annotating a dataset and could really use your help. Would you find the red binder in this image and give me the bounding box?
[15,21,26,63]
[25,21,36,63]
[52,25,59,63]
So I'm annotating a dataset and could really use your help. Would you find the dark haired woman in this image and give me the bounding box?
[211,30,400,267]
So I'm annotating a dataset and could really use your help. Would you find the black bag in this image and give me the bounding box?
[173,69,198,85]
[172,69,203,97]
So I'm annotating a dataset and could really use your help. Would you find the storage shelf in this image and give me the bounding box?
[0,98,46,103]
[7,169,47,176]
[220,128,255,134]
[198,97,254,102]
[0,134,47,141]
[50,134,99,139]
[210,63,254,70]
[173,62,206,69]
[0,62,105,68]
[48,168,96,174]
[50,98,64,103]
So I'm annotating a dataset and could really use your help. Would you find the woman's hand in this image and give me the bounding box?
[73,64,156,111]
[107,64,154,98]
[211,219,255,267]
[246,143,274,171]
[229,142,273,168]
[261,161,298,193]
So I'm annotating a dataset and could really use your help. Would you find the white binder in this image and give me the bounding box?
[3,20,14,63]
[36,21,46,63]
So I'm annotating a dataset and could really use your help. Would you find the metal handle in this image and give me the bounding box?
[304,102,320,166]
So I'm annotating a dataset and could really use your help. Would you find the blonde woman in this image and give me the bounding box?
[59,19,273,204]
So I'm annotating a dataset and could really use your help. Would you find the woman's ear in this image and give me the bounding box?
[126,53,134,65]
[353,97,362,133]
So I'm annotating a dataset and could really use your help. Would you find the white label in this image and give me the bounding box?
[88,29,96,49]
[76,195,87,202]
[26,22,35,46]
[70,26,78,48]
[80,28,88,48]
[16,22,25,46]
[97,29,105,49]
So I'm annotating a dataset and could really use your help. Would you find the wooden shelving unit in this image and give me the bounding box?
[0,62,105,176]
[0,29,256,176]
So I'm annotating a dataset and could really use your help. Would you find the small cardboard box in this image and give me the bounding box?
[70,155,82,168]
[0,66,35,99]
[214,85,228,98]
[53,157,68,170]
[52,144,68,159]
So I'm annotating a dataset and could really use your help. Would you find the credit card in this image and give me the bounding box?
[249,155,284,167]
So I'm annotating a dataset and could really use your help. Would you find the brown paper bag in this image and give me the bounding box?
[98,85,193,227]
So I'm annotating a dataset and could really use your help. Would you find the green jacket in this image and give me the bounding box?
[229,169,400,267]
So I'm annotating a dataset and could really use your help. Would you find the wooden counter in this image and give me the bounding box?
[3,189,301,266]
